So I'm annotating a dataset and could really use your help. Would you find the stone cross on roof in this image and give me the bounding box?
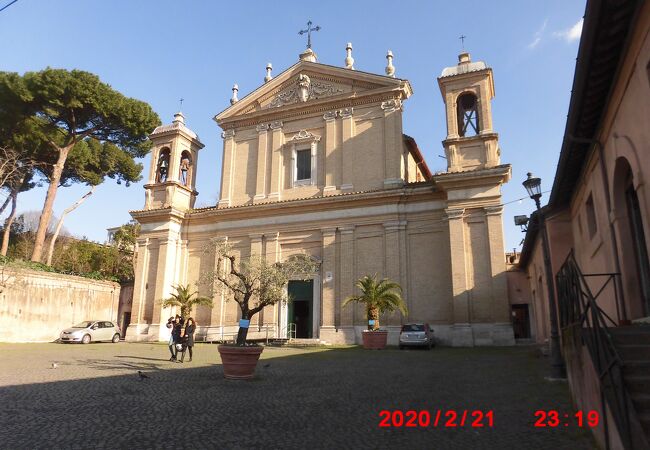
[298,20,320,49]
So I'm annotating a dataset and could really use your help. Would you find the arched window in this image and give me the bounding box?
[156,148,170,183]
[457,92,480,137]
[179,151,192,186]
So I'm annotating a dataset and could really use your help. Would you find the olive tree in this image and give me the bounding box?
[201,240,319,345]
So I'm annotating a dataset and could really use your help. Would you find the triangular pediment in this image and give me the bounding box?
[215,60,412,123]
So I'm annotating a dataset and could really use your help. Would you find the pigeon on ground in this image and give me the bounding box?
[50,363,58,369]
[263,363,271,368]
[138,371,150,380]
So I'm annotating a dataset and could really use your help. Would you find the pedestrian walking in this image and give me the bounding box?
[180,317,196,363]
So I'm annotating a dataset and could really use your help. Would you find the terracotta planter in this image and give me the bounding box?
[218,344,264,380]
[362,330,388,349]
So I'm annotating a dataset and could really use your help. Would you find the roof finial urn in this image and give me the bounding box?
[230,84,239,105]
[345,42,355,70]
[385,50,395,77]
[264,63,273,83]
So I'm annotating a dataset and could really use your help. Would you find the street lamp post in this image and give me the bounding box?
[522,172,566,379]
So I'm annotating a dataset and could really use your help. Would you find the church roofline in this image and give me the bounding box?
[214,59,412,124]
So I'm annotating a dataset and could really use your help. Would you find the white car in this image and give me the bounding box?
[59,321,121,344]
[399,323,435,349]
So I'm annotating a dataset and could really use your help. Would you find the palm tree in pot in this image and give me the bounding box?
[343,274,408,349]
[202,240,319,379]
[162,284,213,318]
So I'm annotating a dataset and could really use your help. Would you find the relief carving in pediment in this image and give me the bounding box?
[266,74,346,108]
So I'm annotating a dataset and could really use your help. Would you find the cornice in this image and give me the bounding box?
[433,164,511,190]
[217,88,406,130]
[184,185,442,225]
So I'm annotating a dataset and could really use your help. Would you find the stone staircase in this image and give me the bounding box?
[267,338,329,347]
[610,324,650,444]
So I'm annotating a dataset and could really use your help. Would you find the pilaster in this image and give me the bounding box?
[219,129,235,207]
[339,225,355,327]
[340,108,354,191]
[446,207,473,346]
[127,237,150,340]
[254,124,269,203]
[382,99,404,188]
[323,111,338,194]
[268,121,284,201]
[151,230,180,341]
[321,228,337,327]
[383,220,407,325]
[485,205,515,345]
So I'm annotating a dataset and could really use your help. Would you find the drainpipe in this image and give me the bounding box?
[567,136,627,323]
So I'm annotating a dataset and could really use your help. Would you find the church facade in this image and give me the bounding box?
[126,46,514,346]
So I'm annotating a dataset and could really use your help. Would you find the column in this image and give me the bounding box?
[254,124,268,203]
[268,121,283,201]
[446,207,473,346]
[485,205,515,345]
[218,129,235,207]
[339,226,355,342]
[340,108,354,191]
[382,99,403,188]
[323,111,337,194]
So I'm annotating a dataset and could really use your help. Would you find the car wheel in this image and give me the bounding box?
[112,334,120,343]
[81,334,91,344]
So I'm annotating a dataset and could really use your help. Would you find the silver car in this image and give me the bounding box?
[60,321,121,344]
[399,323,435,349]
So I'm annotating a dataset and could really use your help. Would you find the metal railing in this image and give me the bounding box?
[556,250,631,449]
[288,323,296,341]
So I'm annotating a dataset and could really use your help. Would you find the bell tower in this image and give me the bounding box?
[144,112,204,210]
[438,51,499,173]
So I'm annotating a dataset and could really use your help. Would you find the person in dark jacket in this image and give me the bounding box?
[170,316,182,361]
[180,317,196,363]
[166,317,176,361]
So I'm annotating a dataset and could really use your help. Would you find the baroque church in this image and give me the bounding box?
[126,44,514,346]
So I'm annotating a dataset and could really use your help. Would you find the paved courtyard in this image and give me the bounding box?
[0,343,595,449]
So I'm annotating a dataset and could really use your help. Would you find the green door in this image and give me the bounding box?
[288,280,313,338]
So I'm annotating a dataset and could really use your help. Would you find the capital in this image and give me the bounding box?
[221,129,235,139]
[339,107,353,119]
[381,99,401,113]
[323,111,337,121]
[444,207,465,220]
[256,123,269,133]
[484,205,503,216]
[269,120,283,130]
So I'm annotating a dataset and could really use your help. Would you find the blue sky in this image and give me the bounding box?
[0,0,585,251]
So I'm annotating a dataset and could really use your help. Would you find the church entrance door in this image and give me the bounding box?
[288,280,313,338]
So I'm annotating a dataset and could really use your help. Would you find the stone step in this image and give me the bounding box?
[625,375,650,395]
[617,344,650,361]
[622,360,650,377]
[610,325,650,345]
[638,412,650,438]
[631,394,650,412]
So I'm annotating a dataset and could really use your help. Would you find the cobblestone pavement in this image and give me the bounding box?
[0,343,595,449]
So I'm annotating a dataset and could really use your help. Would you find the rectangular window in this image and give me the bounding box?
[586,194,597,239]
[296,149,311,181]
